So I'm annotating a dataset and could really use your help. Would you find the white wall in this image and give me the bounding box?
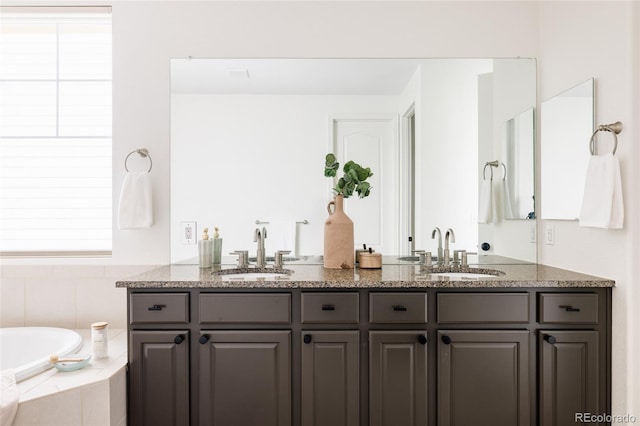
[538,1,639,415]
[171,93,401,260]
[417,59,493,252]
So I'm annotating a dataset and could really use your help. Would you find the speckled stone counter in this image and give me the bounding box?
[115,263,614,289]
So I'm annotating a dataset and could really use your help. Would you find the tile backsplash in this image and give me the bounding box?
[0,265,157,329]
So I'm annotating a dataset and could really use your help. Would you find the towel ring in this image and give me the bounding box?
[125,148,153,172]
[483,161,506,181]
[589,121,622,155]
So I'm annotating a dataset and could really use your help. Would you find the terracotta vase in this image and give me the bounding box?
[324,195,354,269]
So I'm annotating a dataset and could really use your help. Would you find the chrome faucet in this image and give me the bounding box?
[254,227,267,268]
[443,228,456,266]
[431,227,443,265]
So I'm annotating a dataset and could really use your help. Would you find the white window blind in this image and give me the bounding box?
[0,7,112,255]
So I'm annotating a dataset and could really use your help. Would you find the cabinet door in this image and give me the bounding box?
[199,331,291,426]
[301,331,359,426]
[437,330,530,426]
[539,330,599,426]
[369,331,428,426]
[129,330,190,426]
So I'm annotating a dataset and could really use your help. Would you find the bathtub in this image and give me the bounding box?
[0,327,83,382]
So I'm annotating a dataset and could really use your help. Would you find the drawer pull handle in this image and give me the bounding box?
[559,305,581,312]
[303,334,312,344]
[173,334,185,345]
[148,304,166,311]
[544,334,557,344]
[321,304,335,311]
[393,305,407,312]
[199,335,209,344]
[417,335,427,345]
[441,335,452,345]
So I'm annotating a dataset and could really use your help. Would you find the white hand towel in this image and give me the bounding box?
[478,180,494,224]
[118,172,153,230]
[496,179,515,220]
[1,369,18,426]
[579,153,624,229]
[265,219,297,255]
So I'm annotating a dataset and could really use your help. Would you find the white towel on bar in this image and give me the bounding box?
[1,369,18,426]
[265,219,297,255]
[118,172,153,230]
[478,180,495,223]
[579,153,624,229]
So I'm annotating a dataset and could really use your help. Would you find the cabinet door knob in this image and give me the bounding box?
[441,335,452,345]
[199,335,209,344]
[148,304,166,311]
[303,334,312,344]
[393,305,408,312]
[544,334,557,344]
[417,335,427,345]
[173,334,185,344]
[321,304,335,311]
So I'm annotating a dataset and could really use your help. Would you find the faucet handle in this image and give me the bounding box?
[412,250,432,267]
[229,250,249,268]
[453,250,466,266]
[274,250,291,269]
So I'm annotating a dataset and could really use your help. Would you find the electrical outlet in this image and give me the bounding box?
[545,224,555,245]
[181,222,197,245]
[529,224,537,243]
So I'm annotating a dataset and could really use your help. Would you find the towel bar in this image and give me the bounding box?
[125,148,153,172]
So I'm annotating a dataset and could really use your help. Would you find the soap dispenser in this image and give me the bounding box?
[212,227,223,265]
[198,228,213,268]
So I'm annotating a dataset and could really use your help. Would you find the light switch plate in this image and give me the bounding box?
[545,224,555,245]
[529,224,537,243]
[181,222,197,245]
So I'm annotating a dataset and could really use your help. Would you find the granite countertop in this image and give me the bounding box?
[116,261,615,289]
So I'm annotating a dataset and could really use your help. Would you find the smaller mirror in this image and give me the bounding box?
[540,78,594,220]
[503,107,535,219]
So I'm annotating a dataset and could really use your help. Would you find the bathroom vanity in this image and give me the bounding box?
[117,262,613,426]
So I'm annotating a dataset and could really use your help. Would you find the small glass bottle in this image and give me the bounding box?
[91,321,109,359]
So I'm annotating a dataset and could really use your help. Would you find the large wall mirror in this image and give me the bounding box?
[171,58,536,264]
[540,78,594,220]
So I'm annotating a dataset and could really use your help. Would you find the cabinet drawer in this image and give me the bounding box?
[199,293,291,324]
[369,293,427,323]
[129,293,189,324]
[539,293,599,324]
[301,292,359,323]
[437,293,529,323]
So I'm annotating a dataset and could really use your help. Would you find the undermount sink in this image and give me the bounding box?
[214,269,294,281]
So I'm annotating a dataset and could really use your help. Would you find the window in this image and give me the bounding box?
[0,7,112,255]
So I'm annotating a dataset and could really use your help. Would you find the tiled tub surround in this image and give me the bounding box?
[0,265,158,329]
[13,329,127,426]
[116,262,615,289]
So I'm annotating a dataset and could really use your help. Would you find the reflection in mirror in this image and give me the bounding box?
[504,108,535,219]
[541,78,594,220]
[171,58,536,264]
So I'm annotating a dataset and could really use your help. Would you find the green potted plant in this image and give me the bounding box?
[323,153,374,269]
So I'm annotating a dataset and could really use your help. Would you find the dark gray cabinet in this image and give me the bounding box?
[437,330,530,426]
[199,330,291,426]
[126,287,611,426]
[129,330,190,426]
[369,331,428,426]
[539,330,599,426]
[301,330,359,426]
